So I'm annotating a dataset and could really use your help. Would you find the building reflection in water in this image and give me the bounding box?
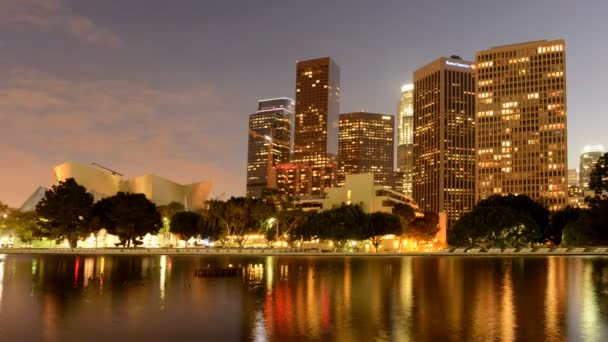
[0,255,4,310]
[0,255,606,340]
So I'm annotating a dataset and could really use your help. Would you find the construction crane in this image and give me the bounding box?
[91,162,123,176]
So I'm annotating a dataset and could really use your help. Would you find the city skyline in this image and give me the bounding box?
[2,0,608,207]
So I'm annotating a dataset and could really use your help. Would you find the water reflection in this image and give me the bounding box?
[0,255,606,341]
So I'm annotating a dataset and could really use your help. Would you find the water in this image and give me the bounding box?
[0,254,607,341]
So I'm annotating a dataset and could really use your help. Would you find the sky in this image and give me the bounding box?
[1,0,607,207]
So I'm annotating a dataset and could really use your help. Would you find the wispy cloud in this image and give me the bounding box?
[0,68,245,207]
[0,0,125,48]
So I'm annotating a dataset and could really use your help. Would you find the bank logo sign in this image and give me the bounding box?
[445,60,471,69]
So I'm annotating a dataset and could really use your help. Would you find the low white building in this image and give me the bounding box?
[296,173,419,214]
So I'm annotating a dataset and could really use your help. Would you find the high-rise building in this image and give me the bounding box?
[579,144,605,192]
[476,40,567,210]
[567,168,584,207]
[413,56,476,228]
[567,169,578,187]
[246,98,294,198]
[397,84,414,196]
[338,112,394,187]
[293,57,340,197]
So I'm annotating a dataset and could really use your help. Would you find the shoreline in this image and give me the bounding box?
[1,247,608,257]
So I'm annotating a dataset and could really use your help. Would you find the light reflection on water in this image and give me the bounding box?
[0,255,606,341]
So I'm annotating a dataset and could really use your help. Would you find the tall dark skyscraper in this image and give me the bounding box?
[338,112,394,187]
[246,98,294,198]
[293,57,340,196]
[476,40,567,210]
[413,56,476,228]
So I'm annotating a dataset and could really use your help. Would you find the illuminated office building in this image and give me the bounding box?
[397,84,414,196]
[338,112,394,187]
[579,144,605,193]
[476,40,567,210]
[246,98,294,198]
[567,168,584,207]
[293,57,340,196]
[413,56,476,228]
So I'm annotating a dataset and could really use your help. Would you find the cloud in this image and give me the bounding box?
[0,0,125,48]
[0,68,245,207]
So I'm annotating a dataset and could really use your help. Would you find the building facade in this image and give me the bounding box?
[579,144,605,193]
[397,84,414,196]
[293,57,340,196]
[246,98,294,198]
[476,40,567,210]
[297,173,418,214]
[52,161,212,209]
[413,56,476,228]
[338,112,394,188]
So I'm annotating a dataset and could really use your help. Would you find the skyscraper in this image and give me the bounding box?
[476,40,567,210]
[293,57,340,196]
[397,84,414,196]
[579,144,605,192]
[246,98,294,198]
[413,56,476,228]
[338,112,394,187]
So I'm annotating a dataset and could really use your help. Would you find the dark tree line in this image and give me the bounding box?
[3,178,439,250]
[449,152,608,247]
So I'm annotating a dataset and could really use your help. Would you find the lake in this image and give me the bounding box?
[0,254,607,341]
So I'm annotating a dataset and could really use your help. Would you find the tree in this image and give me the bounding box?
[404,212,440,246]
[589,152,608,196]
[475,194,549,242]
[393,203,416,227]
[250,198,276,242]
[279,209,308,247]
[562,156,608,246]
[0,201,9,231]
[90,192,162,247]
[8,211,47,245]
[317,204,368,251]
[548,206,583,245]
[562,199,608,246]
[366,212,402,252]
[36,178,95,248]
[170,211,202,247]
[204,197,260,247]
[449,194,548,247]
[157,201,185,220]
[290,212,319,248]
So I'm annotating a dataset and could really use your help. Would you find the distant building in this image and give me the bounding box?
[397,84,414,196]
[293,57,340,196]
[567,169,578,187]
[272,163,311,199]
[338,112,394,188]
[579,144,605,193]
[51,161,212,209]
[476,40,568,210]
[413,56,476,229]
[246,98,294,198]
[297,173,418,214]
[567,168,584,207]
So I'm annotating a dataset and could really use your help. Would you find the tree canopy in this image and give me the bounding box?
[90,192,161,247]
[36,178,95,248]
[315,204,369,251]
[589,152,608,196]
[366,212,402,252]
[403,211,440,245]
[449,194,547,247]
[170,211,202,246]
